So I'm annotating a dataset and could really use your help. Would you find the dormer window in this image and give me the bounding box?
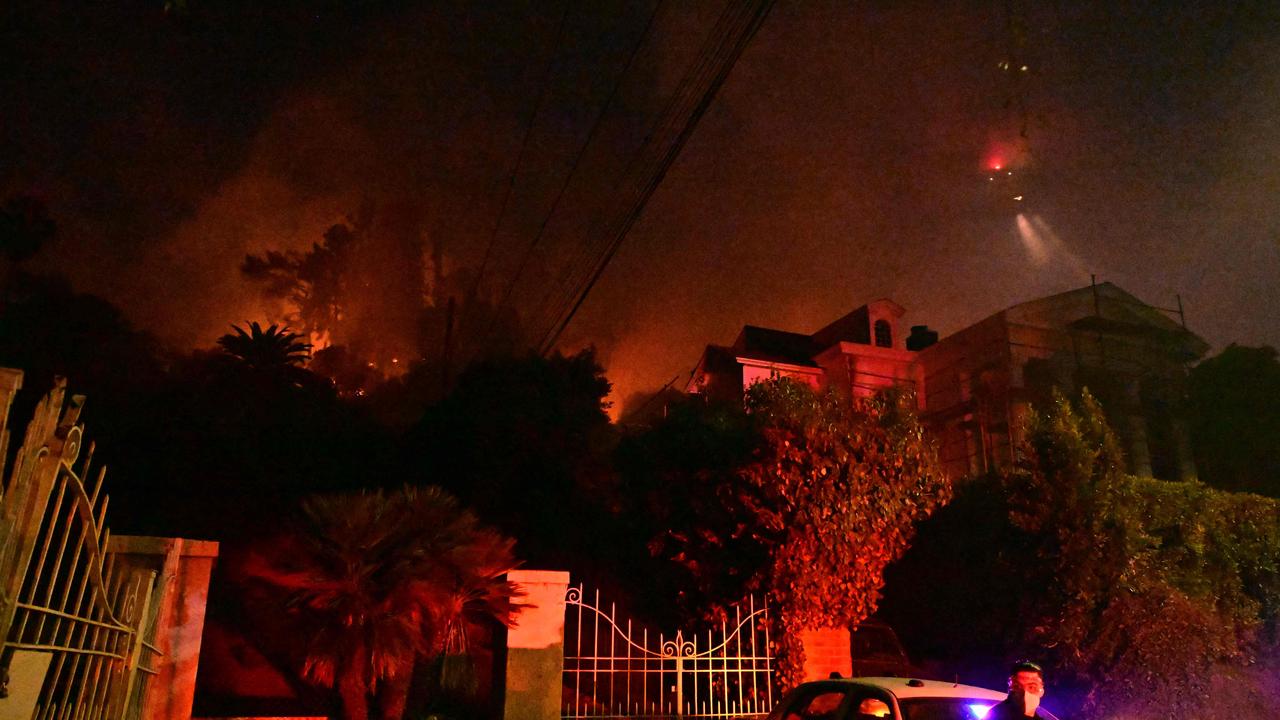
[873,319,892,348]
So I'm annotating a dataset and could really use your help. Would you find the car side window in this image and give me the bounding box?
[782,687,851,720]
[850,689,895,719]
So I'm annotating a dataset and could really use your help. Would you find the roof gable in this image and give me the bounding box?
[732,325,818,366]
[812,305,870,349]
[1001,281,1209,359]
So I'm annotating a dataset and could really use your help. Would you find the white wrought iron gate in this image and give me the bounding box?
[0,373,161,720]
[563,584,775,719]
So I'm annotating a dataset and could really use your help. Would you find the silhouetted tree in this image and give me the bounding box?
[409,349,619,571]
[0,272,165,511]
[242,204,528,398]
[886,390,1280,720]
[310,345,381,398]
[614,393,761,622]
[241,220,360,346]
[1188,344,1280,496]
[240,203,430,373]
[620,379,950,688]
[218,321,312,369]
[216,321,314,392]
[0,195,55,264]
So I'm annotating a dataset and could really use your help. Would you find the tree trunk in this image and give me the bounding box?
[377,663,414,720]
[337,644,370,720]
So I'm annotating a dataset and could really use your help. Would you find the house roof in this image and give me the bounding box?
[812,306,870,350]
[1003,281,1210,359]
[731,325,819,367]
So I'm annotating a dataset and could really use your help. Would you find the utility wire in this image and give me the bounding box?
[527,0,750,341]
[539,0,776,355]
[534,0,760,346]
[465,0,573,308]
[622,371,683,424]
[481,0,666,348]
[538,0,1001,354]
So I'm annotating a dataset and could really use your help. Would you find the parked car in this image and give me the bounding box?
[767,676,1061,720]
[849,619,918,678]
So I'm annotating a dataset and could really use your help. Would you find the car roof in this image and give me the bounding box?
[836,677,1007,702]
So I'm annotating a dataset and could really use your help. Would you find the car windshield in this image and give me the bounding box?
[897,698,998,720]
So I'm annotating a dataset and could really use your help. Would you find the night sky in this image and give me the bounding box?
[6,1,1279,411]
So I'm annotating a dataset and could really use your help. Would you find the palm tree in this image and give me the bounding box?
[242,486,523,720]
[217,321,312,370]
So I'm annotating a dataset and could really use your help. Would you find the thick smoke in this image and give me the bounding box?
[6,1,1280,414]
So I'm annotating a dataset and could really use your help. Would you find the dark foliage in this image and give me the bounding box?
[235,486,523,720]
[615,393,762,623]
[0,195,56,263]
[1188,344,1280,496]
[880,475,1033,690]
[0,271,166,495]
[125,345,393,540]
[217,321,312,371]
[408,349,623,572]
[619,379,950,687]
[0,273,391,539]
[883,390,1280,720]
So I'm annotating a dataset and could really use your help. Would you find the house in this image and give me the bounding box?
[687,282,1209,480]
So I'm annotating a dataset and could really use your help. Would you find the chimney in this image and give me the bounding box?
[906,325,939,351]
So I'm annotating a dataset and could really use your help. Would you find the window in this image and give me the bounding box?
[874,319,892,348]
[899,698,999,720]
[781,689,850,720]
[852,693,894,718]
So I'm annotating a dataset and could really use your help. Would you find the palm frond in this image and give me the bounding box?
[252,485,523,698]
[217,321,312,369]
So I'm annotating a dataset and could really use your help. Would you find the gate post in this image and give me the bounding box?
[502,570,569,720]
[799,628,851,682]
[0,378,78,688]
[107,535,220,720]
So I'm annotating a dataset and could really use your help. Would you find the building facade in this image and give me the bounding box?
[687,282,1208,480]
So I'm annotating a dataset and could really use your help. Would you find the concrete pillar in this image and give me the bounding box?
[502,570,570,720]
[1124,381,1152,477]
[0,379,78,666]
[1006,396,1032,447]
[0,651,50,719]
[107,536,219,720]
[1171,418,1199,482]
[799,628,851,682]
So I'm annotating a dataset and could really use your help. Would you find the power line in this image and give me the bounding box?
[481,0,667,349]
[621,371,684,423]
[527,0,753,342]
[539,0,776,355]
[536,0,765,348]
[464,0,573,307]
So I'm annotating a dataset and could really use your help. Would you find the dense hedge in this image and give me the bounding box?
[1003,391,1280,717]
[622,378,951,689]
[883,389,1280,719]
[742,380,951,687]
